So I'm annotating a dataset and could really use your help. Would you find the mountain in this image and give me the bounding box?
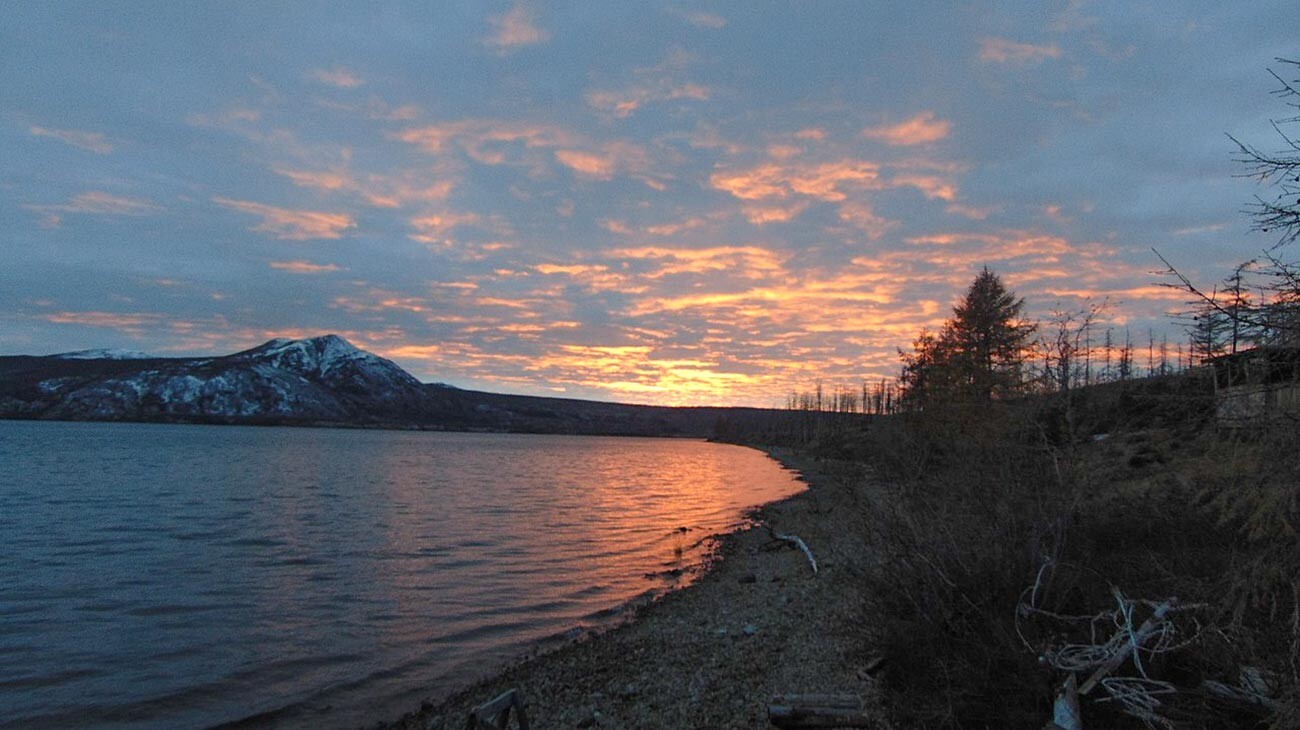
[0,335,796,437]
[0,335,433,423]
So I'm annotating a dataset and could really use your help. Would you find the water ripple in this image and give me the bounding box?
[0,421,803,729]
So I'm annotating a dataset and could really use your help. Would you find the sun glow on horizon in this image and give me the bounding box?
[3,3,1287,407]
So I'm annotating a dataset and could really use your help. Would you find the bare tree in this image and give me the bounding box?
[1159,60,1300,349]
[1229,58,1300,248]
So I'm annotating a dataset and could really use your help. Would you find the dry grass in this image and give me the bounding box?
[843,378,1299,728]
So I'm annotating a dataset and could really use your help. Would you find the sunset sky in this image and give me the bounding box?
[2,2,1295,406]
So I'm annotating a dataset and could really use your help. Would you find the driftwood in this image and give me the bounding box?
[768,693,878,728]
[465,688,528,730]
[765,526,819,574]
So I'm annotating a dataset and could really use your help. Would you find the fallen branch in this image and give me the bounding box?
[466,688,529,730]
[766,525,818,574]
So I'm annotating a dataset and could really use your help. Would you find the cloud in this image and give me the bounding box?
[837,202,896,238]
[554,142,651,180]
[408,210,482,244]
[532,263,636,292]
[946,203,1000,220]
[890,174,957,200]
[275,168,352,192]
[710,160,880,202]
[671,9,726,28]
[644,217,708,236]
[213,197,355,240]
[393,120,574,166]
[268,260,342,274]
[41,310,164,335]
[978,37,1062,64]
[554,149,615,178]
[25,191,161,226]
[310,66,364,88]
[584,49,711,119]
[485,3,549,53]
[274,166,455,208]
[862,112,951,146]
[40,191,160,215]
[610,245,786,280]
[741,202,808,225]
[586,82,710,118]
[29,125,116,154]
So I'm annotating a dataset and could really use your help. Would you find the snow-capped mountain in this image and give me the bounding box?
[0,335,433,424]
[230,335,422,396]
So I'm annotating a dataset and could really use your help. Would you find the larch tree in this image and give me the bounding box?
[941,267,1036,400]
[900,268,1035,406]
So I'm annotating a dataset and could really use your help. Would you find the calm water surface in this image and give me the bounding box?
[0,421,804,729]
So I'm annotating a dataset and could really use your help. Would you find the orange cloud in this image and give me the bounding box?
[393,119,590,174]
[43,311,162,330]
[978,37,1062,64]
[331,289,430,314]
[767,144,802,160]
[394,120,569,156]
[710,159,880,202]
[531,263,637,292]
[269,260,341,274]
[213,197,355,240]
[554,149,615,179]
[644,217,707,236]
[554,142,650,180]
[863,112,951,146]
[742,202,808,225]
[610,245,786,279]
[275,168,352,192]
[29,125,115,154]
[408,211,482,243]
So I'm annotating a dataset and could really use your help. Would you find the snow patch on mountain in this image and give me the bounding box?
[53,348,154,360]
[238,335,423,391]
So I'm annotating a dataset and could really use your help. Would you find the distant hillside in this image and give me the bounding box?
[0,335,802,438]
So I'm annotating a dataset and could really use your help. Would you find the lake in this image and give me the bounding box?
[0,421,804,729]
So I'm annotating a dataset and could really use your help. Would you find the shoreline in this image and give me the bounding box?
[379,446,881,730]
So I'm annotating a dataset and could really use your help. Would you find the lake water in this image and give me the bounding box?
[0,421,804,729]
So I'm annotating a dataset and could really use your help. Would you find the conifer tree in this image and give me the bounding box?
[900,268,1035,405]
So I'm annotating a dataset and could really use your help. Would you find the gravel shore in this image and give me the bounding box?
[379,447,884,730]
